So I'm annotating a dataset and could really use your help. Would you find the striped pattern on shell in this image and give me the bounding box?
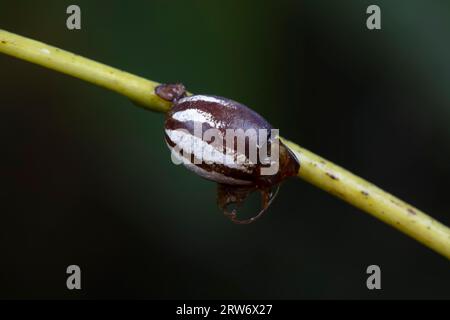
[164,95,276,186]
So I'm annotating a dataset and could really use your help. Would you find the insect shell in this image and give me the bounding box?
[156,83,300,224]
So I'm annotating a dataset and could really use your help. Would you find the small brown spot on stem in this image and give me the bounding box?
[1,40,6,44]
[326,172,339,180]
[407,208,416,215]
[361,190,369,196]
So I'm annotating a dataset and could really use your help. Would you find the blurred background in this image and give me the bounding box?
[0,0,449,299]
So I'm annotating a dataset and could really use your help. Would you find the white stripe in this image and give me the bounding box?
[170,150,252,185]
[177,95,236,108]
[165,129,252,173]
[172,109,224,128]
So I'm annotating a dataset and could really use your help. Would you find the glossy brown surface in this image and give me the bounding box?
[161,87,300,223]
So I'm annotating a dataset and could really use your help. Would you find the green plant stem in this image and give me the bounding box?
[0,29,170,112]
[283,139,450,259]
[1,29,449,259]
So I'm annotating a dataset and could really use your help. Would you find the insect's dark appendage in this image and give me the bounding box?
[217,184,280,224]
[155,83,187,103]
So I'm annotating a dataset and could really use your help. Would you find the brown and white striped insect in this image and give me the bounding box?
[156,83,299,224]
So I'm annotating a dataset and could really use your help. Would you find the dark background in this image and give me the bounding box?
[0,0,449,299]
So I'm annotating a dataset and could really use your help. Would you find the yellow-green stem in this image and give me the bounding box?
[1,29,449,259]
[0,29,170,112]
[283,140,450,259]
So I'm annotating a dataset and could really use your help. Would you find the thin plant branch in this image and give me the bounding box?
[283,140,450,259]
[1,29,449,259]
